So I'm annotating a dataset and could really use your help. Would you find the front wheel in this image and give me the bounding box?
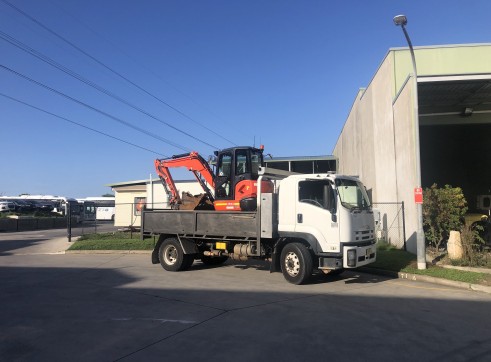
[159,237,193,271]
[280,242,313,285]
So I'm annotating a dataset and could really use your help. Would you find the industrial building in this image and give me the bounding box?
[334,43,491,253]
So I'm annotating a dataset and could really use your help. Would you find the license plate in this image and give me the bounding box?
[366,248,372,257]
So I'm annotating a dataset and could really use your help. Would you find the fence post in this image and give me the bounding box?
[401,201,407,251]
[67,202,72,242]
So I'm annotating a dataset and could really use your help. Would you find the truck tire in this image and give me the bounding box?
[159,237,193,271]
[280,242,313,285]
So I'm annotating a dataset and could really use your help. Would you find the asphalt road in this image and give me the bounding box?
[1,230,491,361]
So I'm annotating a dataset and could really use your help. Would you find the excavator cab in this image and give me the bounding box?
[154,146,272,211]
[213,146,272,211]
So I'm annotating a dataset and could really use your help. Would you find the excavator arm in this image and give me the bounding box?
[154,151,216,208]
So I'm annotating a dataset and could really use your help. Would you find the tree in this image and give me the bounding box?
[422,184,467,251]
[101,193,114,197]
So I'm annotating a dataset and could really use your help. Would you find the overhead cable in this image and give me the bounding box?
[0,93,167,157]
[0,64,190,152]
[0,30,219,150]
[1,0,235,148]
[50,0,238,146]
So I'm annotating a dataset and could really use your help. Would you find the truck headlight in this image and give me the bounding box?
[347,249,356,267]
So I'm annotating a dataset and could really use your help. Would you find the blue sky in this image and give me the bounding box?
[1,0,490,198]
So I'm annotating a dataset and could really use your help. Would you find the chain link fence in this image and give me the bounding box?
[73,201,171,238]
[372,202,406,250]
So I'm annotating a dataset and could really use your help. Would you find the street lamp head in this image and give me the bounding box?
[393,14,407,26]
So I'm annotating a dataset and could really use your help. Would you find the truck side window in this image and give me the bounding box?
[235,149,248,175]
[298,180,332,210]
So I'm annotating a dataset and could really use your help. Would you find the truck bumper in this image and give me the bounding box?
[343,244,376,268]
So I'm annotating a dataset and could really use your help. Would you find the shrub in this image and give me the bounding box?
[459,224,486,266]
[422,184,467,251]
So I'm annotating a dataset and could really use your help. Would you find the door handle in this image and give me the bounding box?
[297,213,303,223]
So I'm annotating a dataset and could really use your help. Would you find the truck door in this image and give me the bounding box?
[215,152,233,200]
[295,179,339,253]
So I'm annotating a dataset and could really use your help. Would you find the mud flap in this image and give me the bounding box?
[178,236,199,254]
[270,252,280,272]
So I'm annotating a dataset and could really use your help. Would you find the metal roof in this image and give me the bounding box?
[105,179,194,188]
[266,155,336,162]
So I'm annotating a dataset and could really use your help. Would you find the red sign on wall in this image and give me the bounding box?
[414,188,423,204]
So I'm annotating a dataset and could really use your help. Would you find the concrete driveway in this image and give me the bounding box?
[1,232,491,361]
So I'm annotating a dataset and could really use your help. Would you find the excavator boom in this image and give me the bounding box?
[154,151,215,208]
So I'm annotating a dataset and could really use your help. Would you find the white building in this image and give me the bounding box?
[107,178,203,227]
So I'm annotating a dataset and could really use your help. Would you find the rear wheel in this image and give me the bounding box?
[159,237,192,271]
[280,243,313,285]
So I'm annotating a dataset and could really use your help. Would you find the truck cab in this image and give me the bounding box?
[275,173,376,276]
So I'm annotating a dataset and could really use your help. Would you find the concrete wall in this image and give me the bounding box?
[393,79,419,253]
[334,52,399,203]
[334,89,364,177]
[333,50,419,251]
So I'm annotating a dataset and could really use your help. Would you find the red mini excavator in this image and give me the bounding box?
[154,146,273,211]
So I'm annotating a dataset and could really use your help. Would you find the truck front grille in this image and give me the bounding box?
[355,229,374,242]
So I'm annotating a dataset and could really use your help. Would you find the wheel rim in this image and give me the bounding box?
[284,251,300,277]
[163,245,178,265]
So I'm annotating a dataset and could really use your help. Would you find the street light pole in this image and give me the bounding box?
[393,15,426,270]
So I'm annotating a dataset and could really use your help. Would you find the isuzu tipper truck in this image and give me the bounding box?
[143,164,376,284]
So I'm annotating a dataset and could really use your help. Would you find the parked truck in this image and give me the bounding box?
[143,149,376,284]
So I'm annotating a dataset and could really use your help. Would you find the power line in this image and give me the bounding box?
[0,92,167,157]
[0,63,190,152]
[48,0,238,147]
[0,29,219,150]
[1,0,237,148]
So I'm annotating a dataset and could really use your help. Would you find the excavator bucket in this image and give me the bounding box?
[180,192,214,210]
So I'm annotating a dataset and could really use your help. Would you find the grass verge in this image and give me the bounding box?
[68,232,155,251]
[368,249,488,285]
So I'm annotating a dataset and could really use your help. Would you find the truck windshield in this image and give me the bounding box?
[335,178,371,210]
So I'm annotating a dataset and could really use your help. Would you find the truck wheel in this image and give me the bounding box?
[201,255,228,266]
[280,243,313,285]
[159,237,192,271]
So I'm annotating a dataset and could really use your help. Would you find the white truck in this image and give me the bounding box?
[143,168,376,284]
